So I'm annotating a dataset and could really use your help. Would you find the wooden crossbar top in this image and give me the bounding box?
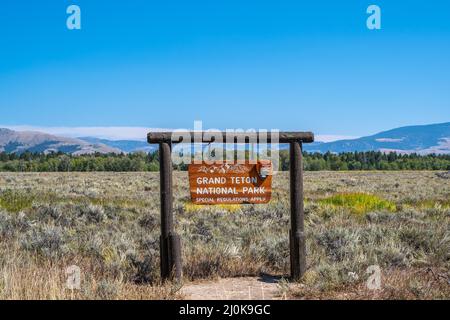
[147,131,314,144]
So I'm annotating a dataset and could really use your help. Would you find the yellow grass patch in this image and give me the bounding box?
[0,190,35,213]
[318,192,396,214]
[183,202,242,213]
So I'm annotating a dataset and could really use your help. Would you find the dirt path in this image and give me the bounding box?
[181,276,288,300]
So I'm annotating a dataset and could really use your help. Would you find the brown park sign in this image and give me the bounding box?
[188,161,273,204]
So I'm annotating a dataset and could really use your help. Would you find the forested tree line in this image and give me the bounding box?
[0,150,449,172]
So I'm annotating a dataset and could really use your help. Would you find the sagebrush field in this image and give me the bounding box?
[0,171,448,299]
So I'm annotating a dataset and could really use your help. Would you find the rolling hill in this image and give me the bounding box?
[304,122,450,154]
[78,137,157,153]
[0,128,121,155]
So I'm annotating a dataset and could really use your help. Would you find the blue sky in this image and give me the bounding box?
[0,1,449,140]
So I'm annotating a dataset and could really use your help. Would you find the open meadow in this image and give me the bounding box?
[0,171,449,299]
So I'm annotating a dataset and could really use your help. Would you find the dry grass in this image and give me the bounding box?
[0,171,449,299]
[292,267,450,300]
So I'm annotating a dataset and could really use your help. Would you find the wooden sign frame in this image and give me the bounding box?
[147,131,314,281]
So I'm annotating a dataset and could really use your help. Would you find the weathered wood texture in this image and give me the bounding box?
[188,162,272,204]
[159,142,182,280]
[148,131,314,144]
[289,141,306,280]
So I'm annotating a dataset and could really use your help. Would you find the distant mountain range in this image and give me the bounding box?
[304,122,450,154]
[1,122,449,155]
[0,128,121,155]
[78,137,156,153]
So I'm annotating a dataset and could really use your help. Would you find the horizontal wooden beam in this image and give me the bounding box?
[148,131,314,144]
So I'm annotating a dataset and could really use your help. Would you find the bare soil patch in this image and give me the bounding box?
[181,275,286,300]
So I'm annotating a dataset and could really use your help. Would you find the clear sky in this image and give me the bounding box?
[0,0,449,140]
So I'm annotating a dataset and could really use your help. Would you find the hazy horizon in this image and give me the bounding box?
[1,121,449,143]
[0,124,360,142]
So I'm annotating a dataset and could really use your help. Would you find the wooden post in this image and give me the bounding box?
[289,141,306,280]
[159,142,182,281]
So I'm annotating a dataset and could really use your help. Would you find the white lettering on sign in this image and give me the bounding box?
[242,187,266,194]
[230,176,258,184]
[196,177,227,185]
[196,187,238,195]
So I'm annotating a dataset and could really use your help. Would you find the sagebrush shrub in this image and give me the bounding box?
[21,225,69,258]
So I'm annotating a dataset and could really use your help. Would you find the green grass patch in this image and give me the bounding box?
[0,189,35,213]
[318,192,396,214]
